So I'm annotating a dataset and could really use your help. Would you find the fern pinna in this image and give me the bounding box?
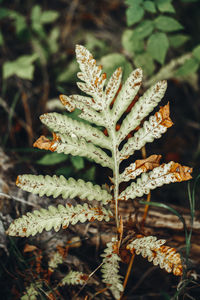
[7,45,192,299]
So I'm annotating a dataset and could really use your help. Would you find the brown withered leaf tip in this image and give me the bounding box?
[170,162,193,181]
[157,102,173,128]
[135,154,162,172]
[33,133,60,152]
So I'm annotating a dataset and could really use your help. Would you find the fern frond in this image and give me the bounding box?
[40,112,111,150]
[119,155,161,183]
[6,203,112,237]
[119,162,192,200]
[101,238,124,299]
[76,44,106,110]
[127,236,183,276]
[117,80,167,144]
[48,251,63,271]
[21,282,42,300]
[105,67,122,108]
[110,68,142,126]
[120,103,173,159]
[61,270,89,286]
[59,94,106,126]
[16,174,112,204]
[34,133,113,169]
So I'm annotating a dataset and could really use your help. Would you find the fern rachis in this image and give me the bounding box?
[7,45,192,299]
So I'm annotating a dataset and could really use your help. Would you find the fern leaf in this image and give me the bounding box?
[40,112,111,150]
[48,251,63,271]
[16,174,112,204]
[127,236,183,276]
[105,67,122,108]
[34,133,113,169]
[76,45,106,110]
[101,238,124,299]
[119,155,161,183]
[60,94,106,127]
[117,80,167,144]
[6,203,112,237]
[120,103,173,159]
[61,271,89,286]
[119,162,192,200]
[21,282,42,300]
[110,68,142,126]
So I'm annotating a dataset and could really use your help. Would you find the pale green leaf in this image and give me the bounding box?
[16,174,112,204]
[156,0,175,13]
[3,54,38,80]
[40,112,111,150]
[70,156,84,170]
[147,32,169,64]
[31,5,42,24]
[122,29,144,54]
[131,20,154,40]
[37,153,68,165]
[175,58,199,76]
[192,44,200,62]
[0,30,4,46]
[143,1,156,13]
[117,80,167,144]
[169,34,189,48]
[154,16,183,32]
[41,10,59,24]
[126,5,144,26]
[7,203,112,237]
[134,52,155,75]
[57,60,78,83]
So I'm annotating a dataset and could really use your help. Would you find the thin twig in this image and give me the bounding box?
[0,192,38,207]
[120,253,135,299]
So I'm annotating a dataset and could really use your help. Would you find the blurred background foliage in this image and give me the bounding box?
[1,0,200,298]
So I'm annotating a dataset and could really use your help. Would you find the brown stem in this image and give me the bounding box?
[120,253,135,299]
[141,192,151,227]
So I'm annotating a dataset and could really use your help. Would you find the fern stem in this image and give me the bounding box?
[113,145,120,229]
[141,192,151,227]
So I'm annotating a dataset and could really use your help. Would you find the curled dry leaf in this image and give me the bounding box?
[119,154,162,183]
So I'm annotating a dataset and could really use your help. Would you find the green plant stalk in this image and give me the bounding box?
[108,125,120,229]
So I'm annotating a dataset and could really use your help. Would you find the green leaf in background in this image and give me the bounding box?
[134,52,155,75]
[55,166,73,178]
[192,44,200,62]
[156,0,175,13]
[0,8,10,19]
[122,29,144,54]
[100,53,133,81]
[40,10,59,24]
[147,32,169,64]
[169,34,190,48]
[143,1,156,13]
[0,30,4,46]
[70,156,85,170]
[82,166,96,182]
[36,153,68,165]
[31,5,42,25]
[126,4,144,26]
[175,57,199,76]
[48,27,59,54]
[154,16,183,32]
[31,5,45,38]
[131,20,154,40]
[3,54,38,80]
[57,60,79,83]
